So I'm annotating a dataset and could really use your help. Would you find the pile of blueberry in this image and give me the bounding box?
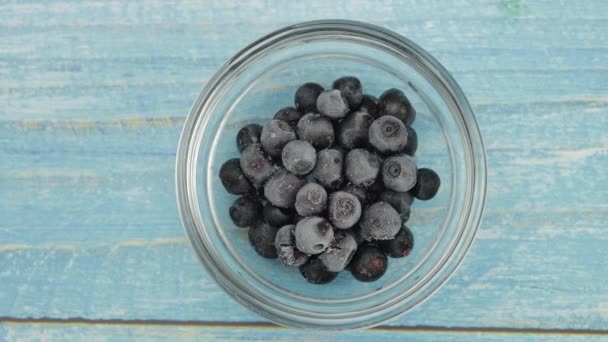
[219,76,440,284]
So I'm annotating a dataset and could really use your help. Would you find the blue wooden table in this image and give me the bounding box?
[1,0,607,340]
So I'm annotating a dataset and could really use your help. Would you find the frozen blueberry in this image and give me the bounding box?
[402,126,418,156]
[349,244,388,282]
[264,169,305,208]
[281,140,316,175]
[344,148,380,186]
[379,225,414,258]
[411,168,441,200]
[274,106,302,128]
[358,94,379,118]
[333,76,363,108]
[275,225,309,266]
[327,191,362,229]
[381,154,417,192]
[299,257,338,284]
[295,82,324,113]
[295,216,335,255]
[336,111,374,149]
[229,196,261,227]
[260,119,297,159]
[219,158,253,195]
[379,190,414,215]
[316,89,350,119]
[378,88,416,126]
[311,148,343,190]
[239,143,277,188]
[296,113,335,149]
[359,201,401,241]
[263,203,294,227]
[318,230,358,272]
[248,221,278,259]
[341,183,369,207]
[295,183,328,217]
[236,123,263,153]
[369,116,408,154]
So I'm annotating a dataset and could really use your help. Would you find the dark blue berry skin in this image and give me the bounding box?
[219,158,253,195]
[381,154,417,192]
[378,88,416,126]
[366,178,386,204]
[229,196,262,227]
[248,221,279,259]
[411,168,440,200]
[312,148,344,190]
[349,244,388,282]
[236,124,263,153]
[295,82,324,113]
[263,203,294,227]
[296,113,335,149]
[344,148,380,187]
[274,107,302,128]
[333,76,363,108]
[260,119,297,159]
[379,225,414,258]
[316,89,350,119]
[239,143,277,188]
[358,94,380,118]
[336,111,374,149]
[402,126,418,156]
[299,257,338,284]
[341,183,369,207]
[282,140,316,175]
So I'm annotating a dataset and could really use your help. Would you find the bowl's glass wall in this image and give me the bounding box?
[177,20,485,329]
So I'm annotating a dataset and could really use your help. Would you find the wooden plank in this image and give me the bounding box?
[0,210,607,328]
[1,322,607,342]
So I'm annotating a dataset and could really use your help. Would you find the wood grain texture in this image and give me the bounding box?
[1,0,608,339]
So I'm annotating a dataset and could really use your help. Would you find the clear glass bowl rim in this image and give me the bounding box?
[176,19,487,330]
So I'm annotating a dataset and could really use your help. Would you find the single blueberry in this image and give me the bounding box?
[327,191,362,229]
[299,257,338,285]
[369,116,408,154]
[263,203,294,227]
[229,195,261,227]
[381,154,417,192]
[274,106,302,128]
[402,126,418,156]
[295,216,335,255]
[344,148,380,186]
[264,169,306,208]
[378,88,416,126]
[316,89,350,119]
[349,244,388,282]
[295,82,324,113]
[219,158,253,195]
[275,225,309,266]
[336,111,374,149]
[358,94,379,118]
[318,230,358,272]
[379,225,414,258]
[296,113,335,149]
[332,76,363,108]
[311,148,343,190]
[236,123,263,153]
[295,183,328,217]
[260,119,297,159]
[281,140,316,175]
[239,143,277,188]
[248,221,278,259]
[411,168,440,200]
[359,201,401,241]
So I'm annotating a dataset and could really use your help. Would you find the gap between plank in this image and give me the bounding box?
[0,317,607,335]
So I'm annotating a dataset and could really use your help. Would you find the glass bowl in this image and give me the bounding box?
[176,20,486,330]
